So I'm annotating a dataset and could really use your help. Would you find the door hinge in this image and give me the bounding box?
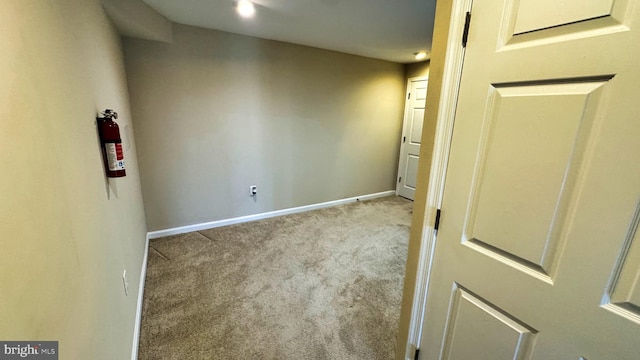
[414,348,420,360]
[398,177,402,183]
[403,136,406,143]
[462,11,471,48]
[434,209,442,231]
[408,92,411,99]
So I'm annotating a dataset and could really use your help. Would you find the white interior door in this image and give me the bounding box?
[397,77,428,200]
[420,0,640,358]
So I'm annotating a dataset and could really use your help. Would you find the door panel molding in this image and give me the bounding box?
[603,198,640,324]
[440,284,537,360]
[498,0,632,49]
[462,80,609,282]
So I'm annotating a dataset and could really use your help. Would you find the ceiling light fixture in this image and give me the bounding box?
[234,0,256,18]
[414,52,428,60]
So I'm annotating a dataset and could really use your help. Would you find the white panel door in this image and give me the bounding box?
[397,78,428,200]
[420,0,640,359]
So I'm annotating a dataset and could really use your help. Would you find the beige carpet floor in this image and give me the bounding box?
[138,195,412,360]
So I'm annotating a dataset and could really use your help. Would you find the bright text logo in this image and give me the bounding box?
[0,342,57,360]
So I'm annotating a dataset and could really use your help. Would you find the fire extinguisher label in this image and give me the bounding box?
[105,143,125,171]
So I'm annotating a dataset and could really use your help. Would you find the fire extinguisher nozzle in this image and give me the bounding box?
[101,109,118,120]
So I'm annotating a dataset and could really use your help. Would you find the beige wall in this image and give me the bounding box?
[405,60,431,79]
[124,24,406,231]
[0,1,147,358]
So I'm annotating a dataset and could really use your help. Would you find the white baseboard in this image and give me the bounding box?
[131,234,150,360]
[147,190,395,239]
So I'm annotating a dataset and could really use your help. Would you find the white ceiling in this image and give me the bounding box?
[141,0,436,64]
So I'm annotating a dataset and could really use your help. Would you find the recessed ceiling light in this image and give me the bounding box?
[234,0,255,18]
[414,52,428,60]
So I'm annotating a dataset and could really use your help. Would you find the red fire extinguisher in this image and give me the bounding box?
[97,109,126,178]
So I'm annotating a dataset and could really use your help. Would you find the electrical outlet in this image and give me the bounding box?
[250,185,257,196]
[122,269,129,296]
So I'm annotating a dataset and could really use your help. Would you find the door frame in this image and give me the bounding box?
[401,0,472,358]
[396,76,429,199]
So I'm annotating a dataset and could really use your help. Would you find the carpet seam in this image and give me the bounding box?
[150,246,170,261]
